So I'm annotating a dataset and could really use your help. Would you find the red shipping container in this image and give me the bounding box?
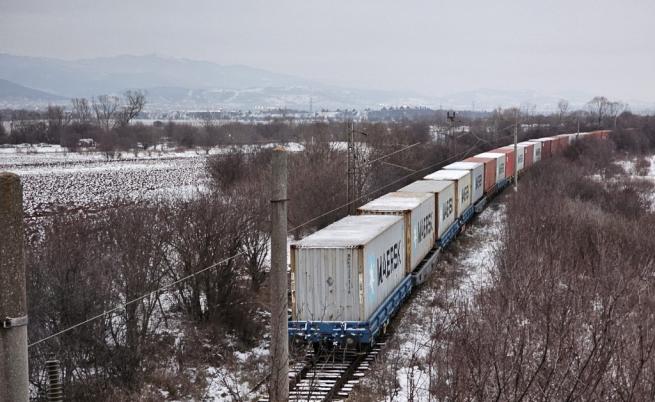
[464,156,496,193]
[556,136,569,151]
[490,148,515,178]
[522,143,534,168]
[537,138,553,158]
[590,130,606,140]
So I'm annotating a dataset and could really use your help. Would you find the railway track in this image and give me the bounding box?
[261,339,386,401]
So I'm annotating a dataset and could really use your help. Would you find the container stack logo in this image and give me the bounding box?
[461,185,470,204]
[377,240,402,286]
[416,212,434,245]
[442,198,453,221]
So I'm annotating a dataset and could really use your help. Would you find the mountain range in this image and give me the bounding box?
[0,53,651,112]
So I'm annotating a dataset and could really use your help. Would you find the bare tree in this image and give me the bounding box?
[92,95,119,131]
[71,98,92,123]
[46,105,70,143]
[607,101,628,128]
[586,96,610,127]
[114,90,146,128]
[557,99,569,124]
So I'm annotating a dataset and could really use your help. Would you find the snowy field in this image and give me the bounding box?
[1,146,209,219]
[0,143,307,220]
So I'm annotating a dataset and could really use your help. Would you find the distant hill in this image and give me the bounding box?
[0,54,436,109]
[1,53,651,112]
[0,78,65,103]
[0,53,430,110]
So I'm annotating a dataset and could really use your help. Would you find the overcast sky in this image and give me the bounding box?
[1,0,654,101]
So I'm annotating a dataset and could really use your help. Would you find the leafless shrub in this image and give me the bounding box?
[415,151,655,400]
[635,157,651,176]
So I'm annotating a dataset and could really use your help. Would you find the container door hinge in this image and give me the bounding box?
[1,315,28,329]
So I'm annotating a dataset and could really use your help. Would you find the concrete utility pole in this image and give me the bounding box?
[269,147,289,402]
[347,122,353,214]
[0,172,29,402]
[514,110,519,192]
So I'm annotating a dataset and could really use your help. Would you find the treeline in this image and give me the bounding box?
[0,95,639,154]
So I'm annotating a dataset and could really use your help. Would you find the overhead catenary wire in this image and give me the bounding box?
[27,140,481,349]
[289,142,482,233]
[361,142,421,166]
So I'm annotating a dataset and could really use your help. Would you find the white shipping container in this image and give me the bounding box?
[398,180,456,239]
[291,215,406,323]
[476,152,506,183]
[443,161,484,203]
[500,145,526,172]
[424,169,472,218]
[525,141,542,162]
[358,192,435,272]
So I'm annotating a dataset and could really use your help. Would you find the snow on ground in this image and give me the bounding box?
[617,154,655,210]
[0,142,312,220]
[1,155,208,219]
[379,203,506,401]
[202,341,269,401]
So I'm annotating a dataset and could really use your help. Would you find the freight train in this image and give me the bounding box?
[288,130,610,348]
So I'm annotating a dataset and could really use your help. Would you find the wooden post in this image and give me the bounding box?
[0,172,29,401]
[269,147,289,401]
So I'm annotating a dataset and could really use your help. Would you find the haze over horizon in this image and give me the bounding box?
[1,0,654,104]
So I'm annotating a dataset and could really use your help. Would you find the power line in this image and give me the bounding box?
[379,160,417,173]
[28,141,482,348]
[362,142,421,166]
[28,252,245,348]
[289,142,481,233]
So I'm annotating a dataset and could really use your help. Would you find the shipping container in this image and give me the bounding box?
[398,180,455,239]
[518,142,534,168]
[465,156,497,193]
[476,152,506,183]
[424,169,472,219]
[443,161,484,203]
[291,215,405,322]
[531,138,553,159]
[555,135,570,151]
[524,141,542,162]
[499,145,526,172]
[591,130,610,139]
[490,148,516,177]
[357,192,435,272]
